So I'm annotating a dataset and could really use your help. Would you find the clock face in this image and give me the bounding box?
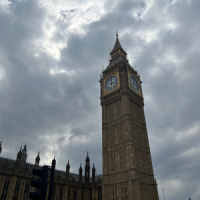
[129,76,139,91]
[105,76,118,91]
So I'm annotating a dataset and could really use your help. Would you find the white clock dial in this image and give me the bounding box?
[105,76,118,91]
[129,76,139,91]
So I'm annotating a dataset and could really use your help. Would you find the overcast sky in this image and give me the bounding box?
[0,0,200,199]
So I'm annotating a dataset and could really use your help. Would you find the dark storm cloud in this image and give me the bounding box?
[0,0,102,162]
[0,0,199,199]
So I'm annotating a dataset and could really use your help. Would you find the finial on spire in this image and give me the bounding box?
[116,30,118,37]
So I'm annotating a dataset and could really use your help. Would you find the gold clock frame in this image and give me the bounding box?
[128,71,142,97]
[102,71,120,96]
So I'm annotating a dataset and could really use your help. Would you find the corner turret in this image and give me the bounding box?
[16,146,22,162]
[92,163,96,183]
[21,144,27,164]
[79,163,83,183]
[66,159,70,179]
[66,159,70,172]
[85,152,90,183]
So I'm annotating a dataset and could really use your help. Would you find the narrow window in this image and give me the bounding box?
[119,102,121,117]
[113,104,115,120]
[112,155,113,172]
[12,180,20,200]
[118,125,120,142]
[116,103,118,118]
[119,152,121,170]
[112,105,114,120]
[123,153,125,169]
[110,105,112,121]
[113,128,114,144]
[114,152,115,171]
[98,187,102,200]
[53,188,56,200]
[23,181,30,200]
[1,178,10,200]
[115,126,117,143]
[110,128,112,145]
[68,188,70,200]
[74,189,77,200]
[59,186,63,200]
[121,124,123,141]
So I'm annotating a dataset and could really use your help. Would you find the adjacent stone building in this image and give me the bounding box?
[0,146,102,200]
[0,33,159,200]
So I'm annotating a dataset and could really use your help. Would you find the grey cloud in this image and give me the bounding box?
[0,0,199,199]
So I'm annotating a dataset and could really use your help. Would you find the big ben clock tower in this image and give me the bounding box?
[100,32,159,200]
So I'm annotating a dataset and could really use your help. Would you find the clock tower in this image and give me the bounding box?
[100,33,159,200]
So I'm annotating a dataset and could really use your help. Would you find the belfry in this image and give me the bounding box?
[100,32,159,200]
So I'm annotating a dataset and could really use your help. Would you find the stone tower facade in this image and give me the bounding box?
[100,33,159,200]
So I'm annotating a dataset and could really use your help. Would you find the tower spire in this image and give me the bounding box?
[108,32,127,66]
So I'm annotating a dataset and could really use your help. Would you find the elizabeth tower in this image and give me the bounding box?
[100,33,159,200]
